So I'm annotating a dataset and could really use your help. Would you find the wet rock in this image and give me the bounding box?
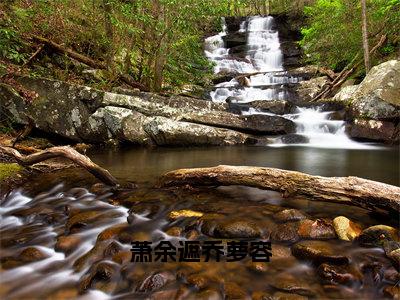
[280,134,309,144]
[212,220,262,238]
[383,285,400,299]
[97,223,129,241]
[271,223,300,243]
[55,235,81,253]
[246,261,269,273]
[194,288,221,300]
[247,100,295,115]
[387,248,400,268]
[298,219,336,240]
[79,261,119,293]
[355,225,399,247]
[143,116,254,146]
[103,241,123,257]
[317,263,361,285]
[273,209,307,223]
[345,119,398,143]
[66,211,103,233]
[384,267,400,283]
[270,273,316,297]
[165,227,182,237]
[112,251,132,265]
[271,244,292,259]
[45,287,79,300]
[332,216,362,241]
[186,230,200,240]
[224,282,248,299]
[291,241,350,265]
[295,76,329,103]
[136,272,174,293]
[187,274,210,289]
[168,210,204,220]
[222,32,247,48]
[18,247,48,263]
[269,292,308,300]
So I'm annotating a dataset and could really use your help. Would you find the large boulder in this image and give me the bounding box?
[334,60,400,144]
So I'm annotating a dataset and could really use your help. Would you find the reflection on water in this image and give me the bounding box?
[88,146,399,186]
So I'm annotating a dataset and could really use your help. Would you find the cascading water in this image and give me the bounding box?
[205,16,379,149]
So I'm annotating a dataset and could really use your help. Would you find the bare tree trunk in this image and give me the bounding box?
[159,165,400,215]
[103,0,114,67]
[361,0,371,72]
[0,146,119,186]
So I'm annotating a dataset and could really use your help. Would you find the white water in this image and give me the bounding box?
[0,186,129,299]
[205,16,379,150]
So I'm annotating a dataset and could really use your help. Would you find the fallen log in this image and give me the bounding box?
[159,165,400,215]
[0,145,119,186]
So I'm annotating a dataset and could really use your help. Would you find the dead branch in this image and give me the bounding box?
[0,145,119,186]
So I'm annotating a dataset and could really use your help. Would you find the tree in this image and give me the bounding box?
[361,0,370,72]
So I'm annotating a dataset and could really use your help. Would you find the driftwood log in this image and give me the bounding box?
[159,165,400,214]
[0,145,119,186]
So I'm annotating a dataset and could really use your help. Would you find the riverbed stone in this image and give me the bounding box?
[383,285,400,299]
[281,134,309,144]
[355,225,399,247]
[19,247,48,263]
[212,220,262,238]
[223,282,248,299]
[136,272,175,293]
[271,222,300,243]
[333,216,362,241]
[274,209,307,223]
[317,263,361,285]
[269,273,316,297]
[246,100,295,115]
[298,219,337,240]
[291,241,350,265]
[55,235,81,253]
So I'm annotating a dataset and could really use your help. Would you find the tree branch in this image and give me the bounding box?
[0,145,119,186]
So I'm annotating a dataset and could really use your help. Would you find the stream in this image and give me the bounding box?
[1,15,399,300]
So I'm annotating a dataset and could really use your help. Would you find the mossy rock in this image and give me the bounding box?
[0,163,23,181]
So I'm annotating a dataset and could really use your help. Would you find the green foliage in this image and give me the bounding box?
[300,0,400,71]
[0,27,27,64]
[0,163,23,181]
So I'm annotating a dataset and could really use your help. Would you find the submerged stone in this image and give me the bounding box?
[291,241,350,265]
[333,216,362,241]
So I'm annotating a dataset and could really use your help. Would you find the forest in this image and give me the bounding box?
[0,1,399,300]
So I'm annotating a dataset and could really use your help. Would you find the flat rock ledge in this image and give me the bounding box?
[0,77,296,146]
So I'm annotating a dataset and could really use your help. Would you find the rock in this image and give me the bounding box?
[136,272,174,293]
[269,292,308,300]
[270,273,316,297]
[55,235,81,253]
[295,76,329,103]
[246,100,295,115]
[66,211,102,233]
[143,116,254,146]
[345,119,398,143]
[79,261,119,293]
[291,241,350,265]
[187,274,210,289]
[222,32,247,48]
[18,247,48,263]
[271,223,300,243]
[212,220,262,239]
[223,282,248,300]
[280,134,309,144]
[387,248,400,268]
[383,285,400,299]
[237,114,295,134]
[355,225,399,247]
[165,227,182,237]
[298,219,337,240]
[334,85,358,102]
[246,261,269,273]
[332,216,362,241]
[271,244,292,259]
[168,210,204,220]
[274,209,307,223]
[317,263,361,285]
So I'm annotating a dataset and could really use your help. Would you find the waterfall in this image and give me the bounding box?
[205,16,379,149]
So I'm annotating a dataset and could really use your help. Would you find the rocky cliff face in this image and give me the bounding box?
[0,77,295,146]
